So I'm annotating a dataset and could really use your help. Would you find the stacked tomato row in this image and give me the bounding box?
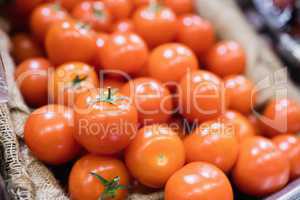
[6,0,300,199]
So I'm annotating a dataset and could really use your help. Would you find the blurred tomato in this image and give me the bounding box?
[205,41,246,77]
[260,98,300,137]
[233,136,290,196]
[220,110,256,142]
[133,3,177,47]
[72,1,112,32]
[164,0,193,14]
[15,58,51,108]
[11,33,43,63]
[100,32,149,74]
[273,134,300,180]
[49,62,99,106]
[165,162,233,200]
[69,154,129,200]
[74,88,138,155]
[184,120,239,173]
[102,0,132,20]
[148,43,199,83]
[224,75,256,114]
[45,20,96,65]
[112,19,135,33]
[177,14,215,56]
[24,104,81,165]
[125,125,185,188]
[121,77,173,125]
[179,70,228,122]
[30,3,70,42]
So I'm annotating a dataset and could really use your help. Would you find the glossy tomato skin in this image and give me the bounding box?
[164,0,193,14]
[49,62,99,107]
[45,20,96,65]
[24,104,81,165]
[148,43,199,83]
[205,41,246,77]
[177,14,215,56]
[15,58,51,108]
[165,162,233,200]
[225,75,256,114]
[133,4,177,47]
[30,3,70,42]
[125,125,185,188]
[184,120,239,173]
[260,98,300,137]
[92,32,109,69]
[121,77,173,125]
[220,110,256,142]
[72,1,112,32]
[100,32,148,74]
[233,136,290,196]
[12,0,44,16]
[74,89,138,155]
[11,33,43,63]
[102,0,132,20]
[69,154,129,200]
[179,70,228,122]
[273,134,300,179]
[49,0,84,11]
[112,19,135,33]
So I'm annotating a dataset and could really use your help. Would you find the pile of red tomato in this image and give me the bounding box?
[4,0,300,199]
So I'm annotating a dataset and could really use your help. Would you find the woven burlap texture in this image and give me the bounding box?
[0,0,300,200]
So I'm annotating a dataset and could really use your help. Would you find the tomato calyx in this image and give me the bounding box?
[72,75,87,86]
[75,22,91,30]
[93,6,106,19]
[148,0,163,12]
[96,87,119,104]
[90,172,127,200]
[52,3,61,11]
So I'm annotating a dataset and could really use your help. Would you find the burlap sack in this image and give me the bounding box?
[0,0,299,200]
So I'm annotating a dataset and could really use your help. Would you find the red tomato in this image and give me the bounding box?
[72,1,112,32]
[100,32,149,74]
[69,154,129,200]
[111,19,135,33]
[12,0,44,16]
[260,98,300,137]
[49,62,99,106]
[93,32,109,69]
[148,43,199,83]
[11,33,43,63]
[177,14,215,56]
[45,20,96,65]
[30,3,70,42]
[224,75,256,114]
[165,162,233,200]
[24,104,81,165]
[205,41,246,77]
[179,70,228,122]
[74,88,138,155]
[184,120,239,173]
[125,125,185,188]
[220,110,256,142]
[233,136,290,196]
[50,0,84,11]
[273,134,300,180]
[133,3,177,47]
[121,77,173,125]
[102,0,132,20]
[15,58,51,108]
[164,0,193,14]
